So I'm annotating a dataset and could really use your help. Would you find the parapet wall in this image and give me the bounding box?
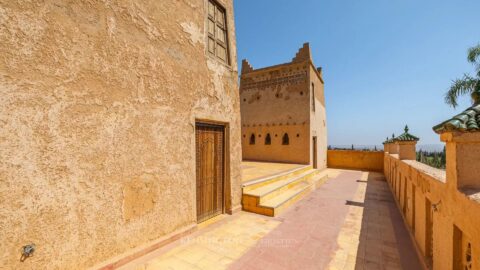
[327,150,384,172]
[384,153,480,270]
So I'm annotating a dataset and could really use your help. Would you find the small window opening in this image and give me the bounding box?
[465,242,472,269]
[249,134,255,145]
[282,133,290,145]
[312,83,316,112]
[265,133,271,145]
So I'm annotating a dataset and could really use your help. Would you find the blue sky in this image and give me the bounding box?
[234,0,480,146]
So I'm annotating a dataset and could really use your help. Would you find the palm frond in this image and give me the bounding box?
[467,44,480,64]
[467,45,480,76]
[444,74,478,108]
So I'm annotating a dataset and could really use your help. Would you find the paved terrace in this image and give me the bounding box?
[121,169,422,270]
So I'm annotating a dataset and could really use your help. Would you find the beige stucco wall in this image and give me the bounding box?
[309,65,327,169]
[240,45,327,167]
[385,153,480,270]
[239,60,311,127]
[240,61,310,164]
[327,150,384,172]
[0,1,242,269]
[397,142,417,160]
[441,132,480,189]
[242,125,309,164]
[390,142,399,154]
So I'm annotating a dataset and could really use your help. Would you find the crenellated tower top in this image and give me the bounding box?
[241,43,316,76]
[241,59,254,74]
[292,43,312,63]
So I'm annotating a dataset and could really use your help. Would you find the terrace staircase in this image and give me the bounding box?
[242,165,329,217]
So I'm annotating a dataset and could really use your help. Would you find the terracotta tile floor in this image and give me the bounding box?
[325,172,422,270]
[121,169,423,270]
[120,213,282,270]
[241,161,306,183]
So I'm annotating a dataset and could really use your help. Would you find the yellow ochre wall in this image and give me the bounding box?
[240,60,311,164]
[384,153,480,270]
[240,44,328,168]
[309,65,328,170]
[0,1,242,269]
[242,125,309,164]
[327,150,384,172]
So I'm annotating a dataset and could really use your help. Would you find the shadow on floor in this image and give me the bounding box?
[352,172,423,270]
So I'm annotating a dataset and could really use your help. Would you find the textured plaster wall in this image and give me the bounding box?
[240,62,311,163]
[240,62,310,126]
[385,153,480,270]
[397,142,417,160]
[327,150,384,172]
[455,142,480,189]
[240,51,327,167]
[242,125,310,164]
[0,0,241,269]
[309,65,327,169]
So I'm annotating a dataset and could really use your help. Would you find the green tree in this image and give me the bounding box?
[445,44,480,108]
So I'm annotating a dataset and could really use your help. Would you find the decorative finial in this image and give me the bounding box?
[405,125,409,133]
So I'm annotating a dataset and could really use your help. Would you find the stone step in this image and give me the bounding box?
[259,181,312,216]
[245,169,320,204]
[242,165,312,192]
[242,169,329,217]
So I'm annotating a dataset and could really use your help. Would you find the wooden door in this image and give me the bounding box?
[195,123,224,223]
[312,137,318,169]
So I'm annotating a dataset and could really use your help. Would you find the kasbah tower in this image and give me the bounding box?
[239,43,327,170]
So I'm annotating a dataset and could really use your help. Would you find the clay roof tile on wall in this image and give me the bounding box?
[433,103,480,134]
[387,133,396,143]
[394,126,419,142]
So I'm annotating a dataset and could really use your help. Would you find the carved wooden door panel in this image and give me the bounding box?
[195,123,224,223]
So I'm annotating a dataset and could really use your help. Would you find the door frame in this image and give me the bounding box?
[195,119,231,222]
